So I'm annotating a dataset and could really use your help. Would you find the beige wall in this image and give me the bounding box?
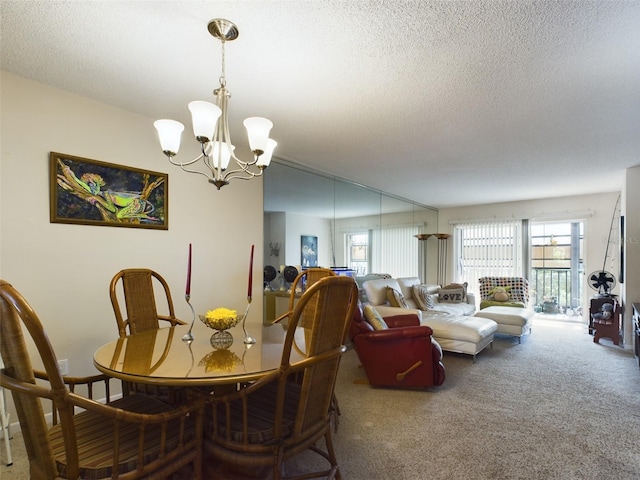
[0,72,264,379]
[622,166,640,347]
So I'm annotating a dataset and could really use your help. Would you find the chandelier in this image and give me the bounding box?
[154,19,277,190]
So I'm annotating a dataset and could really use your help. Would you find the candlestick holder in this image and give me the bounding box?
[182,294,196,343]
[184,342,195,377]
[241,298,256,344]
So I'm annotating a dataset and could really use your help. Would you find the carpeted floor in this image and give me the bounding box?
[2,316,639,479]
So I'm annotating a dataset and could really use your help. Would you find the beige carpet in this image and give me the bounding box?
[2,317,639,479]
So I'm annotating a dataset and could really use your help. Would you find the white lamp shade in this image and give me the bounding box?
[256,138,277,167]
[243,117,273,153]
[154,119,185,154]
[207,141,235,170]
[188,101,221,141]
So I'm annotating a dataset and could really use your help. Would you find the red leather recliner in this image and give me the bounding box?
[349,303,445,388]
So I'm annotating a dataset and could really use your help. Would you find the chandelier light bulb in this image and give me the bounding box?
[208,141,235,170]
[243,117,273,154]
[256,138,277,168]
[188,101,222,142]
[154,119,185,156]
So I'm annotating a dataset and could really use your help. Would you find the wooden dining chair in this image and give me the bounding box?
[272,268,344,429]
[0,279,205,480]
[109,268,186,337]
[110,268,188,401]
[274,267,336,347]
[204,275,358,480]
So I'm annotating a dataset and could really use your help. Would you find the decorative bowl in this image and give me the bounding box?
[199,308,242,348]
[199,308,241,331]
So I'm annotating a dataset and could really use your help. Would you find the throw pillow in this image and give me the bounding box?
[440,282,468,301]
[386,287,409,308]
[412,284,436,310]
[439,287,465,303]
[363,305,388,330]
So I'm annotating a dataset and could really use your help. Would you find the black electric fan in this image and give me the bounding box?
[282,266,299,292]
[263,265,277,291]
[587,270,616,296]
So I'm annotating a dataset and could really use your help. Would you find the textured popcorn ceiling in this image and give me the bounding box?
[2,1,639,209]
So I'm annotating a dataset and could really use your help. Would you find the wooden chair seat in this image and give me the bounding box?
[213,381,300,445]
[50,393,198,479]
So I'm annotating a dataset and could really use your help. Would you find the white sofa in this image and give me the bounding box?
[362,277,497,361]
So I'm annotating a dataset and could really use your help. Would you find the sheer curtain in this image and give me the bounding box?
[452,220,525,300]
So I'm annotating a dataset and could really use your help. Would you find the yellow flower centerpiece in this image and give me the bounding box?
[199,308,242,348]
[200,307,240,331]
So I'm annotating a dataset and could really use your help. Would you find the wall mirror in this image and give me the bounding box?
[263,160,438,295]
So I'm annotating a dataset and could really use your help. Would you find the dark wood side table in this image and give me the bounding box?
[633,303,640,368]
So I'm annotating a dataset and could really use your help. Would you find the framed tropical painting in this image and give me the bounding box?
[50,152,168,229]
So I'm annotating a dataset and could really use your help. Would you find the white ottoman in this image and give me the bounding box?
[474,306,534,343]
[421,312,498,362]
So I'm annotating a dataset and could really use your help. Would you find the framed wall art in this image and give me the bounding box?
[50,152,168,229]
[301,235,318,267]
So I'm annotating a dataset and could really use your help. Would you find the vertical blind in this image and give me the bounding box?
[371,225,420,278]
[453,220,524,298]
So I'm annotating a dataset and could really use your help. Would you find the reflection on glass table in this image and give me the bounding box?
[94,320,301,387]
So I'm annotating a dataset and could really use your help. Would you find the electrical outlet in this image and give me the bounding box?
[57,359,69,375]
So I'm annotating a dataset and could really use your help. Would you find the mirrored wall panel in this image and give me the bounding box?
[264,160,438,291]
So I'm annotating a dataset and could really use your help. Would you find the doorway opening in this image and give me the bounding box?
[529,221,584,319]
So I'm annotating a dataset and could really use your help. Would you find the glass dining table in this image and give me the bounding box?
[93,320,302,387]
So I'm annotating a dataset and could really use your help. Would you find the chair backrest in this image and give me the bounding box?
[110,268,182,336]
[0,279,74,478]
[280,275,358,438]
[478,276,530,304]
[288,268,336,329]
[280,268,337,356]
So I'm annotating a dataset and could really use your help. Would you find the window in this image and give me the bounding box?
[453,220,524,298]
[346,232,369,275]
[530,222,583,310]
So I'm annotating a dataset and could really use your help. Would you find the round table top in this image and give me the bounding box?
[94,320,298,387]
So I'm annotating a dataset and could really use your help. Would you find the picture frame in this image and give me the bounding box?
[301,235,318,267]
[50,152,168,229]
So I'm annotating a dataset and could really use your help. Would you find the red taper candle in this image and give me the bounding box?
[186,243,192,296]
[248,244,254,300]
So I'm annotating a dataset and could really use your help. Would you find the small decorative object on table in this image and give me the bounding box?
[200,308,241,349]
